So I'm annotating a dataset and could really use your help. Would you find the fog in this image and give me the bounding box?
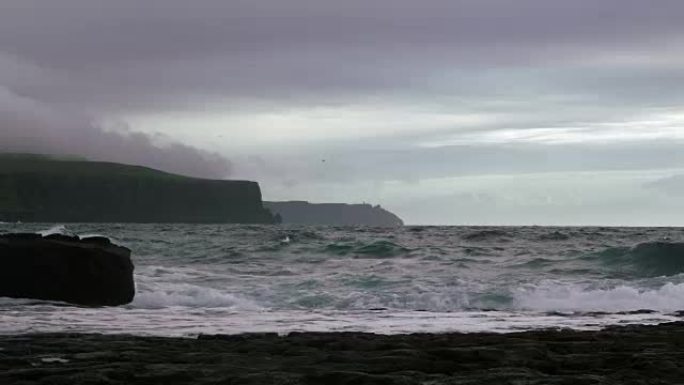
[0,87,230,178]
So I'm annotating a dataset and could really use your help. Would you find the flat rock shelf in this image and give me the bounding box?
[2,322,684,384]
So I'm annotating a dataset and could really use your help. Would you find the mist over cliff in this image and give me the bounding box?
[0,87,231,179]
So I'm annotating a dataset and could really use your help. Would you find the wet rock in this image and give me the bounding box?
[2,323,684,384]
[80,236,113,246]
[0,233,134,306]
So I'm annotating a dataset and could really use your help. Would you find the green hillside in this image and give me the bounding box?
[0,154,275,223]
[0,153,186,179]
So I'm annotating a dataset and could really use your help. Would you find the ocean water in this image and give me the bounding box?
[1,223,684,337]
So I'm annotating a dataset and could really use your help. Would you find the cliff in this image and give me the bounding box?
[264,201,404,226]
[0,154,275,223]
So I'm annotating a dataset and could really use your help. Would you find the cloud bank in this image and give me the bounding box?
[0,61,230,178]
[2,0,684,223]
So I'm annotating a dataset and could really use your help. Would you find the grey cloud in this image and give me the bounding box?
[3,0,683,66]
[394,186,684,226]
[646,175,684,197]
[2,0,684,114]
[238,139,684,187]
[0,87,231,178]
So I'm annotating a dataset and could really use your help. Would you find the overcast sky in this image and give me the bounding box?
[2,0,684,225]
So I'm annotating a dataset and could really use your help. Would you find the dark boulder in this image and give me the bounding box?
[0,233,134,306]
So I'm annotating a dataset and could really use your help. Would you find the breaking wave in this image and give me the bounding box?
[132,283,262,310]
[38,224,69,236]
[514,280,684,312]
[5,223,684,336]
[129,269,684,314]
[588,242,684,277]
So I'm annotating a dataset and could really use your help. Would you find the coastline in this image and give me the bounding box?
[3,322,684,384]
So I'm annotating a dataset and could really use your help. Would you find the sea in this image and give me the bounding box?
[1,223,684,337]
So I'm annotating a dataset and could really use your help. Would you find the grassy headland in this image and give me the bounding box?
[0,154,275,223]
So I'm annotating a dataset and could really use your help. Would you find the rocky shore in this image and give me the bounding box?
[2,322,684,384]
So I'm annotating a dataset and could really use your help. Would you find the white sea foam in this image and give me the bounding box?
[136,265,227,281]
[133,266,684,313]
[132,283,263,310]
[41,357,70,364]
[78,233,117,242]
[514,281,684,312]
[0,306,680,337]
[38,224,68,236]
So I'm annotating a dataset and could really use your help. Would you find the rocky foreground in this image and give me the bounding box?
[2,322,684,384]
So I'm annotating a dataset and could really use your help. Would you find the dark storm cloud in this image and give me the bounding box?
[1,0,684,112]
[4,0,683,65]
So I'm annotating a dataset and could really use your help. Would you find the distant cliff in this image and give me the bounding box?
[264,201,404,227]
[0,154,275,223]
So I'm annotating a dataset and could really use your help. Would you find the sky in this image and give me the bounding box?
[2,0,684,225]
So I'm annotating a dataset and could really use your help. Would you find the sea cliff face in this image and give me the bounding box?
[0,155,275,223]
[264,201,404,226]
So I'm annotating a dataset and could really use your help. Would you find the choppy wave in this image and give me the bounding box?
[3,223,684,335]
[588,241,684,277]
[462,229,510,241]
[537,231,571,241]
[326,240,410,258]
[628,242,684,277]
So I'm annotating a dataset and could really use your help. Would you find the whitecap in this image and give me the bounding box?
[514,280,684,312]
[37,224,69,236]
[131,283,263,310]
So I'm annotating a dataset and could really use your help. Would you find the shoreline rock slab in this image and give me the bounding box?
[1,322,684,384]
[0,233,134,306]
